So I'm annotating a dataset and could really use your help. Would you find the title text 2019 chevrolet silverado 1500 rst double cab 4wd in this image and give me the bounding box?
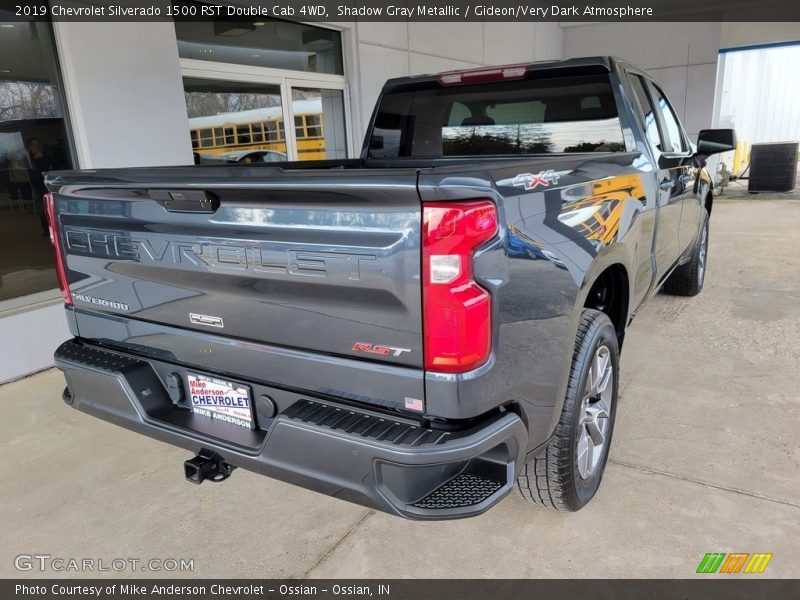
[46,57,735,519]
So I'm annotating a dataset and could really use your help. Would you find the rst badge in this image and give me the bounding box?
[512,169,560,191]
[352,343,412,358]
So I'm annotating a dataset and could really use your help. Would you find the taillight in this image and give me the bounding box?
[437,64,528,86]
[422,201,498,373]
[44,192,72,305]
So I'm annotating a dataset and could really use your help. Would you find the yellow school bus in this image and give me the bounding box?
[559,174,646,248]
[188,99,326,161]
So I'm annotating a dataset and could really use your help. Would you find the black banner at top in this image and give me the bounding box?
[2,0,800,22]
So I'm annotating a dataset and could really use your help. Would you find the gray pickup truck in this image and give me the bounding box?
[47,57,735,519]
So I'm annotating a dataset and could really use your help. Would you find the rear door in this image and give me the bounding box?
[52,165,423,367]
[627,73,684,281]
[647,82,701,255]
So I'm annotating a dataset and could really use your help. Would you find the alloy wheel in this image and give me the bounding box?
[697,222,708,285]
[577,344,613,480]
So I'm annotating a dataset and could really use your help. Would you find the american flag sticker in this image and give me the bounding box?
[404,397,424,412]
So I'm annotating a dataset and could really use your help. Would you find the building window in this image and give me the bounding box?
[174,11,343,76]
[291,87,347,160]
[178,13,349,164]
[184,77,288,164]
[177,8,348,163]
[0,18,74,303]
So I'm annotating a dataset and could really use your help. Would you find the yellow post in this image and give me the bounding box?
[732,140,746,177]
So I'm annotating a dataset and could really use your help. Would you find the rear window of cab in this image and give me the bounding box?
[369,73,626,158]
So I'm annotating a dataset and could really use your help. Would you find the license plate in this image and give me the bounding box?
[187,372,254,430]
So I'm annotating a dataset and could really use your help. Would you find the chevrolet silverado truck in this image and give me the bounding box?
[47,57,735,519]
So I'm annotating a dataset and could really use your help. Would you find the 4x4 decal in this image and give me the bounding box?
[513,169,560,190]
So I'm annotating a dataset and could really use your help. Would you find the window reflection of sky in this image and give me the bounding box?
[443,117,625,153]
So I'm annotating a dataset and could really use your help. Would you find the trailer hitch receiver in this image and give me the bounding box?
[184,449,236,484]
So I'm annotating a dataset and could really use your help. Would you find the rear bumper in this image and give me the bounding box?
[55,339,528,520]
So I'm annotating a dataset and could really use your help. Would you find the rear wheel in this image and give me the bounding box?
[516,309,619,511]
[663,210,709,296]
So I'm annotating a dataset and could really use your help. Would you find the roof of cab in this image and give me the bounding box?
[381,56,624,93]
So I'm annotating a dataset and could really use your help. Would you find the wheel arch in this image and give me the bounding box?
[705,186,714,215]
[582,263,630,348]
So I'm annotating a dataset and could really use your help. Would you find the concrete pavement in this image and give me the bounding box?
[2,197,798,578]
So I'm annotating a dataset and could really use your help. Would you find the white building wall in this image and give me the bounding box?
[562,22,722,140]
[0,302,71,383]
[714,24,800,146]
[721,22,800,49]
[53,20,194,169]
[717,44,800,145]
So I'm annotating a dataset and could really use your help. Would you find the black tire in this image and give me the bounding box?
[662,210,709,296]
[516,309,620,511]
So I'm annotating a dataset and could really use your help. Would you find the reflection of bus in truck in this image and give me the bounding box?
[559,197,622,248]
[188,99,325,161]
[559,174,647,249]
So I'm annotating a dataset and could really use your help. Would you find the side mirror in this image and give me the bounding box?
[696,129,737,156]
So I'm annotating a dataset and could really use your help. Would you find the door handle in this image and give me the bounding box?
[149,189,220,213]
[679,174,693,184]
[659,180,675,191]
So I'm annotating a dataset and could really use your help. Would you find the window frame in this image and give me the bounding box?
[625,71,667,156]
[625,69,692,159]
[174,10,345,78]
[294,114,306,139]
[236,124,252,145]
[305,114,323,138]
[181,60,352,161]
[647,81,691,157]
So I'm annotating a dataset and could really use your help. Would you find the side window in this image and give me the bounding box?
[650,84,688,154]
[628,74,663,153]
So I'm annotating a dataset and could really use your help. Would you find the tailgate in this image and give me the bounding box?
[48,166,423,368]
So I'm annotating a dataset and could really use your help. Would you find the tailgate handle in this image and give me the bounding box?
[149,189,219,213]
